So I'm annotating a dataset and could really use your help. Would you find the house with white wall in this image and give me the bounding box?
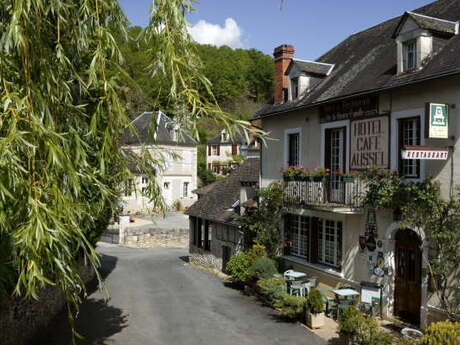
[255,0,460,328]
[122,111,198,212]
[206,126,260,175]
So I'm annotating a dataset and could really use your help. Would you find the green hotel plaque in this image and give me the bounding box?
[426,103,449,139]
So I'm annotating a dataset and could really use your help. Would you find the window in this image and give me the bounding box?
[404,41,417,72]
[141,176,149,185]
[182,182,189,197]
[318,220,342,268]
[399,117,421,178]
[288,133,300,166]
[286,214,342,270]
[211,145,220,156]
[124,179,134,197]
[221,131,228,142]
[291,77,299,99]
[163,182,170,189]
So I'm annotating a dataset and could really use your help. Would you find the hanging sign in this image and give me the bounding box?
[350,116,389,169]
[401,146,449,160]
[426,103,449,139]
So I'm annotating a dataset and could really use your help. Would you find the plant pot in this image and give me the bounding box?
[312,176,325,182]
[342,177,355,182]
[306,311,325,329]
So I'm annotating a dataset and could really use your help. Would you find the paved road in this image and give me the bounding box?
[39,245,325,345]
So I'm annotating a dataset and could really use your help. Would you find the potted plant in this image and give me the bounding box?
[337,170,359,182]
[311,167,329,182]
[306,288,325,329]
[281,166,309,181]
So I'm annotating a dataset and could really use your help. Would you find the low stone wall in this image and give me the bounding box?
[123,227,189,248]
[0,262,95,345]
[189,251,222,271]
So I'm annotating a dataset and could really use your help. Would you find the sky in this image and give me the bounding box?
[119,0,435,60]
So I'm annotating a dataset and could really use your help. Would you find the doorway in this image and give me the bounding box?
[222,246,231,273]
[394,229,422,325]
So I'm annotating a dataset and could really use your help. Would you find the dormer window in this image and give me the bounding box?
[221,131,228,142]
[403,40,417,72]
[393,12,459,75]
[291,77,299,99]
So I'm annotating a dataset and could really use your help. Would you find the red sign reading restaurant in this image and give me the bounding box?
[402,146,449,160]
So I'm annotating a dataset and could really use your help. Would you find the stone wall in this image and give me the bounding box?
[0,262,95,345]
[122,226,189,248]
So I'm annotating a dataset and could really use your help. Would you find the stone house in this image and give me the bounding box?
[122,111,198,212]
[254,0,460,328]
[206,126,260,175]
[186,157,259,271]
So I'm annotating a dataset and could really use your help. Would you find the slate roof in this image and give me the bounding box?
[122,111,197,146]
[185,158,260,225]
[285,59,334,76]
[255,0,460,119]
[206,125,246,145]
[192,181,219,196]
[393,11,459,37]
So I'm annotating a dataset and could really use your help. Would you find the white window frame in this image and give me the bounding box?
[318,219,342,268]
[320,120,350,171]
[284,128,302,166]
[182,182,189,197]
[403,40,417,72]
[211,145,219,156]
[390,108,426,182]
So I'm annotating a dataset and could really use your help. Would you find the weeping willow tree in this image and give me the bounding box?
[0,0,259,338]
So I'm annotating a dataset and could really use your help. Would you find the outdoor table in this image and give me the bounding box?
[333,289,360,298]
[284,270,307,281]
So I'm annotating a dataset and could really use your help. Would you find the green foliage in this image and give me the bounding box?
[240,183,284,257]
[306,288,324,315]
[257,277,285,302]
[226,252,252,283]
[226,245,267,283]
[421,321,460,345]
[273,293,307,320]
[363,168,460,318]
[338,306,394,345]
[248,257,278,280]
[0,0,260,339]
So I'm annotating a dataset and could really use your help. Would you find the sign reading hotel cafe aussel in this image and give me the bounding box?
[350,116,389,170]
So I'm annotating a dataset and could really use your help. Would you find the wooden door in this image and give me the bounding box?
[394,229,422,325]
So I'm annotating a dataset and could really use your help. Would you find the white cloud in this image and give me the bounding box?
[188,18,244,49]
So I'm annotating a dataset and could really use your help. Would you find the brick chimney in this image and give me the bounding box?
[273,44,294,104]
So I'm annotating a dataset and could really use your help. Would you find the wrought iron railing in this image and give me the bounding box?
[283,174,365,209]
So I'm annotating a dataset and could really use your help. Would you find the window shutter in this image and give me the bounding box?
[208,163,211,170]
[217,145,220,156]
[324,129,332,170]
[208,145,211,156]
[232,144,237,156]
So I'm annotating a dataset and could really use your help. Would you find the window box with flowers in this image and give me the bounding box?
[311,167,329,182]
[281,166,310,181]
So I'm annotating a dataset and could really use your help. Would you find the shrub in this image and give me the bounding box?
[249,257,278,280]
[338,306,394,345]
[247,244,267,260]
[273,293,307,320]
[306,288,324,315]
[257,277,285,302]
[421,321,460,345]
[226,252,252,283]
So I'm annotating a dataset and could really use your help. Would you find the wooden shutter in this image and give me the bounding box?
[208,145,211,156]
[217,145,220,156]
[208,163,211,170]
[232,144,237,155]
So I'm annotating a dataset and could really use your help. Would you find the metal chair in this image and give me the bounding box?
[289,281,305,296]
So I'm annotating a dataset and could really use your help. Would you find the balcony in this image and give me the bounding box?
[283,174,365,212]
